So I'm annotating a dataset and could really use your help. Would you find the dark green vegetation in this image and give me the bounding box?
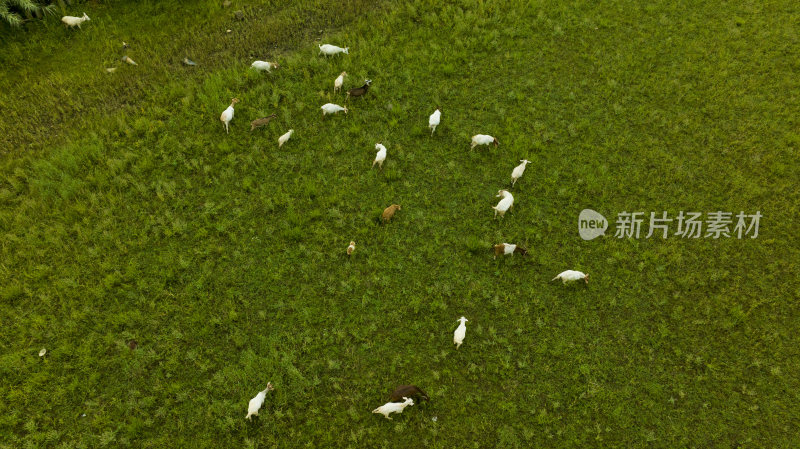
[0,0,58,28]
[2,0,799,447]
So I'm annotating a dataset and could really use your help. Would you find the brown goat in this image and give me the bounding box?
[389,385,430,403]
[250,113,277,131]
[381,204,401,223]
[347,79,372,99]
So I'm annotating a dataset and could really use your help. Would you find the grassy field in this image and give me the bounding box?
[2,0,800,447]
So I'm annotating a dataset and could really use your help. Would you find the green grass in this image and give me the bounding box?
[2,0,800,447]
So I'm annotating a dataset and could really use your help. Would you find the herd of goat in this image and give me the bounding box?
[60,12,590,422]
[243,43,591,420]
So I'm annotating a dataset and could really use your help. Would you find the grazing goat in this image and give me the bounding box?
[246,382,274,420]
[334,72,347,93]
[492,190,514,218]
[319,44,349,56]
[429,108,441,135]
[511,160,530,186]
[373,143,387,169]
[493,243,527,259]
[454,317,468,349]
[552,270,589,285]
[220,98,239,134]
[121,55,137,66]
[250,113,277,131]
[381,204,401,223]
[61,13,90,29]
[251,61,279,72]
[347,241,355,256]
[471,134,499,149]
[321,103,348,116]
[347,80,372,99]
[389,385,430,403]
[372,397,414,420]
[278,129,294,147]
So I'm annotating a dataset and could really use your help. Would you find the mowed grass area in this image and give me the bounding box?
[2,0,800,447]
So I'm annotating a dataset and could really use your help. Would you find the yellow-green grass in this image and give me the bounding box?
[1,0,799,447]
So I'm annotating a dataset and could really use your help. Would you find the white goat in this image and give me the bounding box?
[321,103,348,116]
[278,129,294,147]
[61,13,90,29]
[251,61,279,72]
[319,44,349,56]
[511,160,530,186]
[372,397,414,420]
[454,316,468,349]
[492,190,514,218]
[246,382,274,420]
[471,134,498,149]
[373,143,387,169]
[552,270,589,284]
[220,98,239,134]
[429,108,441,135]
[334,72,347,93]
